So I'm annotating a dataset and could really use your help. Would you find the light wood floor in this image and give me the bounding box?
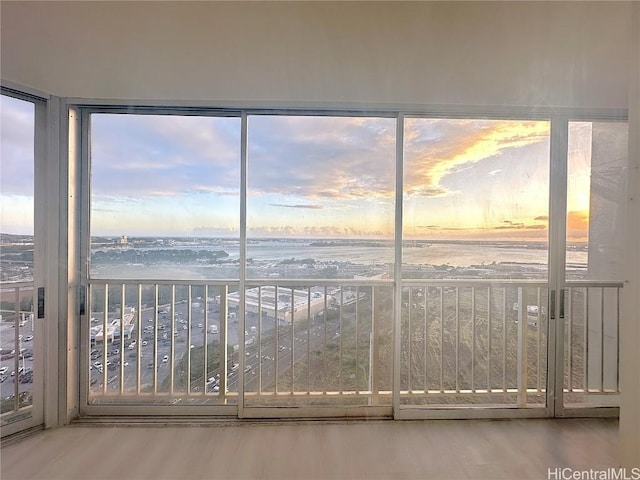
[1,418,618,480]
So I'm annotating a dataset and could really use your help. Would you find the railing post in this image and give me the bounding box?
[517,287,528,407]
[13,286,20,411]
[370,287,379,406]
[219,286,228,402]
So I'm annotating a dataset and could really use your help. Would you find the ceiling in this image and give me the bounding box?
[1,1,635,109]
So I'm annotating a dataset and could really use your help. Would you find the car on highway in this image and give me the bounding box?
[0,366,8,375]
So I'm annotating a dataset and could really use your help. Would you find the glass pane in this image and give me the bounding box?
[403,118,551,280]
[245,115,395,407]
[247,115,396,280]
[1,95,35,277]
[0,94,35,413]
[401,118,550,408]
[88,113,240,406]
[564,121,627,408]
[566,121,628,281]
[90,114,241,280]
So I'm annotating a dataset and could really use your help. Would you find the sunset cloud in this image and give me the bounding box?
[248,224,390,239]
[408,214,549,241]
[404,119,549,197]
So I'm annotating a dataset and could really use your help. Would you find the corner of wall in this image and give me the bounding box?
[619,0,640,467]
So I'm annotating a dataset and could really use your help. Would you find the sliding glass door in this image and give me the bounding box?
[243,114,396,416]
[79,106,627,419]
[399,117,552,415]
[83,112,241,414]
[559,120,628,414]
[0,91,46,436]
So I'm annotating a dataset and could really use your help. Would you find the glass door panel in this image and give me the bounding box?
[563,121,628,409]
[0,93,44,435]
[401,118,551,410]
[86,113,241,411]
[245,115,395,413]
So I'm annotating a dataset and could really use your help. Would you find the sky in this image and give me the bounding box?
[1,93,598,241]
[0,95,35,234]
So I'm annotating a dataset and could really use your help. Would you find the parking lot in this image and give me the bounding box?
[88,299,251,395]
[0,314,35,402]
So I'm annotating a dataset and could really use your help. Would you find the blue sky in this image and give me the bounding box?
[1,94,593,240]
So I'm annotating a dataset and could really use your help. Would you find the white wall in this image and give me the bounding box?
[620,1,640,467]
[0,1,632,108]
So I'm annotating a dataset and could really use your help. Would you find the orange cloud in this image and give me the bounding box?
[404,120,549,197]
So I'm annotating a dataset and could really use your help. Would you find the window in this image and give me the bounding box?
[1,94,35,280]
[0,93,36,413]
[90,113,241,280]
[566,121,628,281]
[247,115,396,279]
[81,106,626,414]
[403,118,551,280]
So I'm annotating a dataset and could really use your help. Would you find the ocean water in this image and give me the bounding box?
[91,239,587,279]
[242,241,583,267]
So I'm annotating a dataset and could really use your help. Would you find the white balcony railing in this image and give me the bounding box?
[84,279,621,411]
[0,281,35,420]
[400,281,549,408]
[563,282,622,407]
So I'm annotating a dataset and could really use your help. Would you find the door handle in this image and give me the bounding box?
[37,287,45,319]
[79,285,86,316]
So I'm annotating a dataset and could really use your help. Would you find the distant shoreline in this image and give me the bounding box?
[1,232,587,249]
